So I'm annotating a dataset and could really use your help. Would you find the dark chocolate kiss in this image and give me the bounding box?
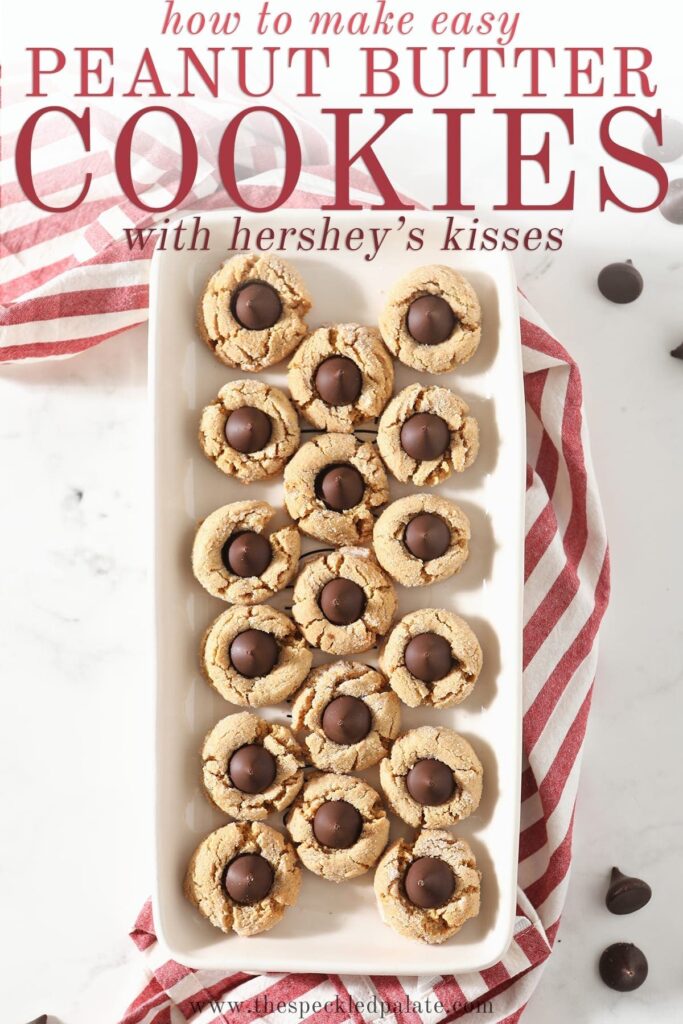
[319,578,366,625]
[232,280,282,330]
[407,294,456,345]
[223,853,274,904]
[404,632,453,683]
[659,178,683,225]
[597,261,643,304]
[313,800,363,849]
[225,407,272,454]
[228,744,277,794]
[222,531,272,578]
[605,866,652,915]
[321,695,372,745]
[404,857,455,909]
[642,116,683,162]
[400,413,450,461]
[314,356,363,406]
[316,464,365,511]
[406,758,455,806]
[598,943,648,992]
[229,629,279,678]
[404,513,451,561]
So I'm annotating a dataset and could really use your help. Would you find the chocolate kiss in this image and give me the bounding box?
[605,866,652,915]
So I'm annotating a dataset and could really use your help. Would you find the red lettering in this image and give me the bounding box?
[433,109,475,210]
[115,107,197,212]
[219,107,301,211]
[16,107,91,211]
[321,108,414,210]
[27,48,66,97]
[616,48,657,98]
[599,108,668,212]
[494,109,575,211]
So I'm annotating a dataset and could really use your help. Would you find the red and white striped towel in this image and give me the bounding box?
[1,122,609,1019]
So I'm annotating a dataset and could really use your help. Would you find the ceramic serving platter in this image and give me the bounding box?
[150,210,525,974]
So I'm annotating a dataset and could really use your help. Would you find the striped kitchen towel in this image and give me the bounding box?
[117,295,609,1024]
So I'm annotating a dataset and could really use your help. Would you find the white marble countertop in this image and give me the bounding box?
[1,203,682,1024]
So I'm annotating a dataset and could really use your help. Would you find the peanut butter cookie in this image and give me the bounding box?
[286,772,390,882]
[287,323,394,431]
[198,253,311,370]
[200,604,311,707]
[378,264,481,374]
[374,830,480,944]
[373,494,470,587]
[377,384,479,486]
[379,608,482,709]
[291,660,401,772]
[185,821,301,936]
[201,711,305,820]
[284,433,389,546]
[292,549,396,655]
[192,500,300,604]
[379,726,483,827]
[199,380,300,483]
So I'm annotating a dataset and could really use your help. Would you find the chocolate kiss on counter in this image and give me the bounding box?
[605,866,652,915]
[671,341,683,361]
[598,942,648,992]
[659,178,683,225]
[642,116,683,162]
[597,260,643,304]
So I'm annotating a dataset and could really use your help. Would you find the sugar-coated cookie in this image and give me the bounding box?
[198,252,311,370]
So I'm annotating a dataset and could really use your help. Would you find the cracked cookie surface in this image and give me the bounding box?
[192,500,300,604]
[378,264,481,374]
[201,711,305,820]
[380,608,482,708]
[291,660,401,771]
[199,379,300,483]
[284,433,389,546]
[201,604,312,707]
[373,494,470,587]
[185,821,301,935]
[286,772,390,882]
[198,253,311,370]
[292,549,397,655]
[379,726,483,827]
[374,830,481,944]
[287,323,394,431]
[377,384,479,486]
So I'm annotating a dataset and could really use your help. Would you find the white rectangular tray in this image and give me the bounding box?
[150,211,524,975]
